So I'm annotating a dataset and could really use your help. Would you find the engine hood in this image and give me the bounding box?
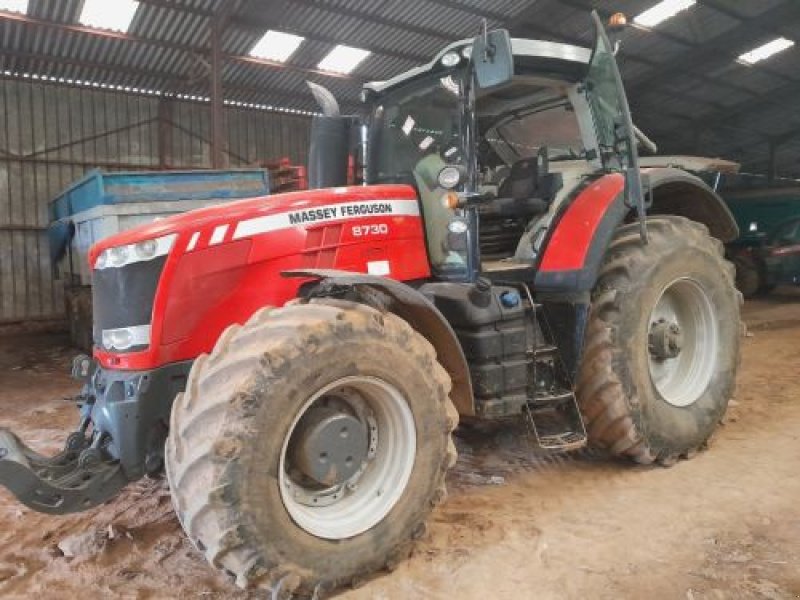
[88,184,418,265]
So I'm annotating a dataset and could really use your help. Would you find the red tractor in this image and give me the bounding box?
[0,14,740,597]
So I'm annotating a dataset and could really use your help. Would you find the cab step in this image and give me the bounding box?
[523,390,588,452]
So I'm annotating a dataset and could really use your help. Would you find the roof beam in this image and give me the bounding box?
[508,5,779,107]
[137,0,431,65]
[0,8,193,53]
[554,0,799,101]
[278,0,453,42]
[627,2,800,95]
[693,80,800,130]
[0,53,360,111]
[503,9,788,130]
[424,0,510,25]
[0,10,374,83]
[0,49,207,87]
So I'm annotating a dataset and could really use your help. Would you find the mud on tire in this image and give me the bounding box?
[576,216,741,465]
[164,299,457,597]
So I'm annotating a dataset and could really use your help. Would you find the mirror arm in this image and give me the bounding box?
[632,124,658,154]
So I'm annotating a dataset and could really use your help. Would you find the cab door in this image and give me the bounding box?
[584,12,645,225]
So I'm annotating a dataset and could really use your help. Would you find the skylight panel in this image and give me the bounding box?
[633,0,696,28]
[738,37,795,65]
[0,0,28,13]
[249,30,305,62]
[317,45,370,74]
[79,0,139,32]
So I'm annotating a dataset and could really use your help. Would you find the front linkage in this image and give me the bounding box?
[0,355,190,514]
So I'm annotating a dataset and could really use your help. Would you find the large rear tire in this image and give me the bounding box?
[576,217,741,465]
[165,299,457,596]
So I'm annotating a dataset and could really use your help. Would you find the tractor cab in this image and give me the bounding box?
[360,13,644,281]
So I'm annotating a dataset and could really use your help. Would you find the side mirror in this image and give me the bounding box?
[472,29,514,90]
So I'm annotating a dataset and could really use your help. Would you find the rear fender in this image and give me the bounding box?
[535,172,627,293]
[285,269,475,416]
[645,167,739,242]
[535,168,739,295]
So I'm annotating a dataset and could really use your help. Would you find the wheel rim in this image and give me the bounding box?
[647,277,719,407]
[279,376,417,540]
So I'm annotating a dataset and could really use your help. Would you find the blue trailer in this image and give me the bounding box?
[48,169,271,349]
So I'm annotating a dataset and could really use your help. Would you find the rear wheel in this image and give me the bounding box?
[165,299,457,596]
[576,217,741,465]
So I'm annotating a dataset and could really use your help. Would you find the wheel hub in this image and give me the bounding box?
[279,377,417,540]
[288,405,368,487]
[648,318,684,360]
[647,278,719,408]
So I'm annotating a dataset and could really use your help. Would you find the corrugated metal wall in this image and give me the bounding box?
[0,78,311,323]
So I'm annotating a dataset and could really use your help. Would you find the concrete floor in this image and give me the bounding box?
[0,290,798,599]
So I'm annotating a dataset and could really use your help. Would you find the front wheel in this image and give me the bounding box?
[165,300,457,596]
[577,217,741,465]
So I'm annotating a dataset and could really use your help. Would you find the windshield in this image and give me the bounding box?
[367,71,475,279]
[367,73,469,184]
[488,102,585,164]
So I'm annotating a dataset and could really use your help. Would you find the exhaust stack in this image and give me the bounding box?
[306,82,350,189]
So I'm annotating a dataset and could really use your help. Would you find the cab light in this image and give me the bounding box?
[442,192,460,209]
[440,51,461,68]
[437,165,463,189]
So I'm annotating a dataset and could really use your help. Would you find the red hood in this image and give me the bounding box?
[88,184,417,264]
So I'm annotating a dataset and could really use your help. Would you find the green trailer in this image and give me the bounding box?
[723,187,800,297]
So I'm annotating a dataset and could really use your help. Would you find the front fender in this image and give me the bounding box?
[284,269,475,417]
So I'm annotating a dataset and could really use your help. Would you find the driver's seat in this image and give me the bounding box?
[479,154,562,267]
[497,157,541,206]
[486,154,561,218]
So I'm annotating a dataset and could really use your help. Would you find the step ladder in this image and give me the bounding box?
[519,284,587,452]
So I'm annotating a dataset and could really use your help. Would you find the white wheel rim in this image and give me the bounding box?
[648,277,719,407]
[279,376,417,540]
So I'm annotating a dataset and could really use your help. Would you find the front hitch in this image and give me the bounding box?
[0,355,193,515]
[0,427,127,515]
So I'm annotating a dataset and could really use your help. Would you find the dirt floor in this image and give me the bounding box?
[0,290,798,599]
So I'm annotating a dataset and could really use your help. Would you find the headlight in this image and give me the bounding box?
[437,165,464,190]
[101,324,151,351]
[135,239,158,259]
[107,246,129,268]
[440,51,461,68]
[94,233,176,270]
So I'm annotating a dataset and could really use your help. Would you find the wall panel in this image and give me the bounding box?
[0,78,312,322]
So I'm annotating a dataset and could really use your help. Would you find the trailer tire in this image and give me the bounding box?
[576,217,741,465]
[165,299,457,596]
[732,254,762,298]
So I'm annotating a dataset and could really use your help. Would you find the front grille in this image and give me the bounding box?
[92,256,167,350]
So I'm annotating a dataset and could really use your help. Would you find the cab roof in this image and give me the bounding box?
[364,38,592,95]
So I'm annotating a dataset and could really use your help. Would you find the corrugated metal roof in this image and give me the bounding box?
[0,0,799,175]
